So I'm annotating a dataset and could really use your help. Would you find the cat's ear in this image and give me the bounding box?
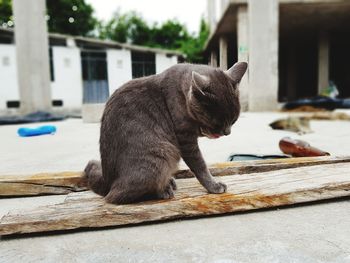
[225,62,248,83]
[191,71,210,97]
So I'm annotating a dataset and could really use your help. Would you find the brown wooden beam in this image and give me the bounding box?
[1,162,350,236]
[0,156,349,197]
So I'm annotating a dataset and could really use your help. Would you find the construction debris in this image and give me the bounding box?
[308,111,350,121]
[282,105,327,112]
[279,137,330,157]
[283,97,350,111]
[270,112,350,135]
[269,117,312,134]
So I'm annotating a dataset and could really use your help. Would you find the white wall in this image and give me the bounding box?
[156,53,178,74]
[107,49,132,95]
[0,43,180,112]
[51,46,83,109]
[0,44,19,111]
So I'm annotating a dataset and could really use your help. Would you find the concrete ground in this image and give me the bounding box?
[0,111,350,262]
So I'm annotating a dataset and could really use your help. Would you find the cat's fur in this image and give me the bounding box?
[84,62,248,204]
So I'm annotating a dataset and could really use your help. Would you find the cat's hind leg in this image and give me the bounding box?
[83,160,110,197]
[104,148,179,204]
[104,179,158,204]
[105,176,177,204]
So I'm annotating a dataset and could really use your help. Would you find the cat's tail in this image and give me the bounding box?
[83,160,110,197]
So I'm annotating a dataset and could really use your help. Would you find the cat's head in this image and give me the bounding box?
[186,62,248,139]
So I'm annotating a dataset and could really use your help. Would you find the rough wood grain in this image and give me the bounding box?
[1,162,349,236]
[1,156,349,197]
[0,172,86,196]
[0,157,350,197]
[176,155,350,178]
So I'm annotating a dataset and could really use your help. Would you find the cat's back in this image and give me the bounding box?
[107,63,213,101]
[101,73,174,139]
[109,75,157,102]
[161,63,216,79]
[102,63,216,121]
[103,75,160,117]
[100,71,178,157]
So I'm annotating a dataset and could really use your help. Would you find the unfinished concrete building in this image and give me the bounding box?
[0,0,182,116]
[205,0,350,111]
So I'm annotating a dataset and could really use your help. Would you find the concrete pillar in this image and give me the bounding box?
[13,0,52,113]
[237,6,249,111]
[207,0,217,33]
[219,37,228,70]
[318,32,329,94]
[248,0,279,111]
[210,50,218,67]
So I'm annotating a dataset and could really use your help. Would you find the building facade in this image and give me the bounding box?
[206,0,350,111]
[0,28,182,114]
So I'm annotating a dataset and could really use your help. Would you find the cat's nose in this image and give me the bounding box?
[223,128,231,136]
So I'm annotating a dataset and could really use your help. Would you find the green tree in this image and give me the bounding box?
[0,0,97,36]
[152,20,190,50]
[98,11,209,62]
[179,18,209,63]
[98,11,152,45]
[100,12,191,49]
[0,0,12,28]
[46,0,97,36]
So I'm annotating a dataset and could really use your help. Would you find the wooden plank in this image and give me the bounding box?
[176,155,350,178]
[0,172,86,196]
[1,162,349,236]
[0,156,349,197]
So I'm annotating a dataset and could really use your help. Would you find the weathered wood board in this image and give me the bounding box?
[1,156,349,197]
[0,172,86,196]
[1,162,349,236]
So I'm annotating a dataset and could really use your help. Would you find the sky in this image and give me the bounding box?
[85,0,208,34]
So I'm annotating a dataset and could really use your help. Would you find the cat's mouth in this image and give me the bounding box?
[199,127,221,139]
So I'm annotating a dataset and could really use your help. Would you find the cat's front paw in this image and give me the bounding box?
[206,181,227,194]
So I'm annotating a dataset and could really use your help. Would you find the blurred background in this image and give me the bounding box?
[0,0,349,118]
[0,0,209,119]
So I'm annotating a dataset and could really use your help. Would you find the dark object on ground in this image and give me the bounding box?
[0,111,66,125]
[279,137,330,157]
[18,125,57,137]
[269,117,312,134]
[228,154,290,161]
[283,96,350,111]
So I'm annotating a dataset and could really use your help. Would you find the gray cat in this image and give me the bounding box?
[84,62,248,204]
